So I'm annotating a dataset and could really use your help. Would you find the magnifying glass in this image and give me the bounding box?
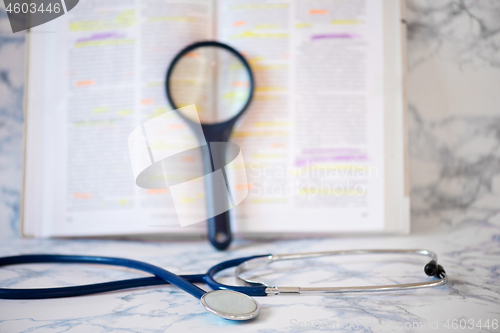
[165,41,254,250]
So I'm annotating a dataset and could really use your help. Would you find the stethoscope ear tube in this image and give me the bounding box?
[235,249,448,295]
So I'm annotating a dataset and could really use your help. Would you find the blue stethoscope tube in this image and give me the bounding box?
[0,254,269,300]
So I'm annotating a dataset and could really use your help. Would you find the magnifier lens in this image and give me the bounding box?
[168,46,252,124]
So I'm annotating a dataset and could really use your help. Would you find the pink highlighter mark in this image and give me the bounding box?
[295,155,368,167]
[311,33,359,41]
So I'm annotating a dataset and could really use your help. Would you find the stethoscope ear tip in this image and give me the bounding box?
[200,290,260,321]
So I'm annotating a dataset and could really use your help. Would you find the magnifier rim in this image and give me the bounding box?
[200,290,261,321]
[165,40,255,126]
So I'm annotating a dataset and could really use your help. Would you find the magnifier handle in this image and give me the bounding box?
[208,211,232,250]
[202,144,233,250]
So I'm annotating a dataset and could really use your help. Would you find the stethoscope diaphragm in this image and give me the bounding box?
[200,290,260,321]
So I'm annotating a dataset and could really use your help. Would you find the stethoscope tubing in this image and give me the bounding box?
[0,254,268,300]
[0,250,447,300]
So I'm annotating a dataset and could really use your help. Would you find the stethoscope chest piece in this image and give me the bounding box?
[200,290,260,321]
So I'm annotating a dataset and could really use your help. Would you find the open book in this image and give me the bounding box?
[22,0,409,238]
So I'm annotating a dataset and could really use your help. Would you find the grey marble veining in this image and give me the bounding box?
[1,0,500,332]
[406,0,500,232]
[0,6,23,239]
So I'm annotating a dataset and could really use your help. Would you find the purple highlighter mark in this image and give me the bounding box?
[301,147,363,154]
[295,155,368,167]
[311,33,359,41]
[76,32,124,44]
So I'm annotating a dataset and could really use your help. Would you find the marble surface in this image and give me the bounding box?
[0,220,499,332]
[1,0,500,332]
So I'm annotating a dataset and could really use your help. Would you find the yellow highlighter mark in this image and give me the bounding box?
[298,189,367,196]
[251,198,287,204]
[75,39,134,48]
[332,20,363,25]
[179,193,204,204]
[229,63,245,70]
[74,120,116,127]
[116,10,136,25]
[230,4,287,10]
[170,79,200,85]
[295,22,312,28]
[253,153,285,159]
[255,24,280,29]
[254,121,291,127]
[233,31,288,39]
[248,56,265,64]
[148,16,196,22]
[93,107,109,114]
[70,10,136,31]
[146,107,170,119]
[223,91,249,101]
[252,64,288,71]
[146,81,164,88]
[253,95,279,101]
[118,109,133,116]
[255,86,286,92]
[232,131,288,138]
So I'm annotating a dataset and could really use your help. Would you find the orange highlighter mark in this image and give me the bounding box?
[76,80,94,87]
[73,193,92,199]
[233,20,246,27]
[233,81,250,87]
[147,189,169,194]
[185,51,200,58]
[141,99,153,105]
[309,9,328,14]
[169,124,186,129]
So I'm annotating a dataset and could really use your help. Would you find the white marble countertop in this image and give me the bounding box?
[1,218,499,332]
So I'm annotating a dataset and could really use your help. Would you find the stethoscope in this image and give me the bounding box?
[0,249,447,321]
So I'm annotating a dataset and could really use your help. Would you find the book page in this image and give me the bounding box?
[217,0,386,233]
[24,0,405,237]
[24,0,214,237]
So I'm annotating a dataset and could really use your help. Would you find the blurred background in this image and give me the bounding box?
[1,0,499,239]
